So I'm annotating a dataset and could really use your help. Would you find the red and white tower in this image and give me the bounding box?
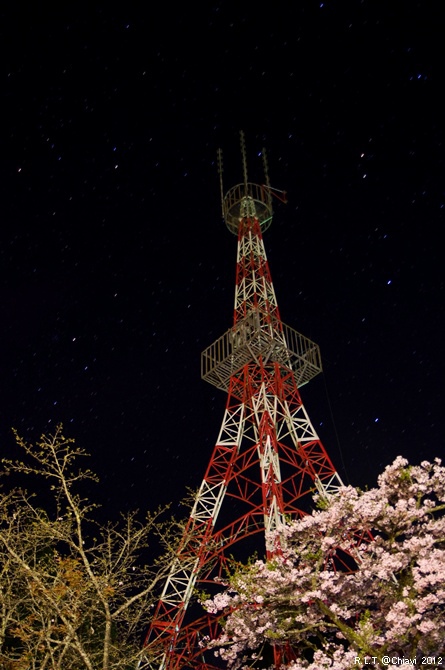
[143,134,344,669]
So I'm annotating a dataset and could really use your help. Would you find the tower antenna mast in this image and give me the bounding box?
[217,147,224,219]
[240,129,248,194]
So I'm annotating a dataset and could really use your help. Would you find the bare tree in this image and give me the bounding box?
[0,425,181,670]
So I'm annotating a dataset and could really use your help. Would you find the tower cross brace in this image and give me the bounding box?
[142,139,344,670]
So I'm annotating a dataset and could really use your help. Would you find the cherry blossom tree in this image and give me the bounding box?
[203,456,445,669]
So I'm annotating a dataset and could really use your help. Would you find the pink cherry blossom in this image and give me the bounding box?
[202,457,445,668]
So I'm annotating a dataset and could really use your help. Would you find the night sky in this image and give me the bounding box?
[1,3,444,517]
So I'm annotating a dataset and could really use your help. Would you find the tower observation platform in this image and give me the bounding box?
[201,308,322,392]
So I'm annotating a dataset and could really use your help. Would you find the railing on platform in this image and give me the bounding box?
[201,310,322,391]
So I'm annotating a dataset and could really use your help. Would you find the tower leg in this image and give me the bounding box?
[143,364,343,668]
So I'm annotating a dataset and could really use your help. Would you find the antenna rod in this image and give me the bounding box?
[217,148,224,219]
[240,130,248,193]
[262,147,273,209]
[262,147,271,189]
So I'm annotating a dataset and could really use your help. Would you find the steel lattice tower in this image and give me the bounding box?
[143,134,344,669]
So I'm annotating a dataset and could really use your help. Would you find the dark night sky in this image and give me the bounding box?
[1,3,444,516]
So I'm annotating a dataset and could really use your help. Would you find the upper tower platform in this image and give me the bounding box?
[218,131,286,235]
[222,182,274,235]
